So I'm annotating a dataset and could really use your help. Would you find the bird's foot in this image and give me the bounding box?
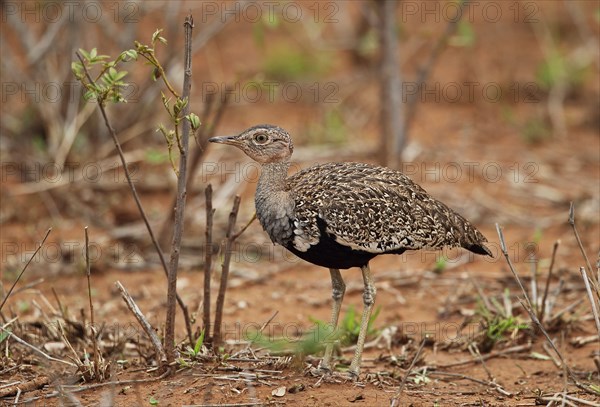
[309,365,333,377]
[309,366,354,384]
[346,369,360,382]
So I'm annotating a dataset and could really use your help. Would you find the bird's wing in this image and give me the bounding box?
[289,163,487,254]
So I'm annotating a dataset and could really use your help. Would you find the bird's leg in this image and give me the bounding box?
[348,264,376,378]
[319,268,346,372]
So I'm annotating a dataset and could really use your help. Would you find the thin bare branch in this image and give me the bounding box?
[579,267,600,339]
[390,338,426,406]
[438,343,532,368]
[244,311,279,352]
[230,213,257,241]
[165,14,195,365]
[569,202,598,297]
[495,224,534,311]
[213,196,242,346]
[401,0,468,151]
[18,371,170,404]
[0,325,76,367]
[376,0,403,166]
[85,227,101,380]
[0,228,52,313]
[204,184,215,341]
[115,281,166,365]
[540,240,560,322]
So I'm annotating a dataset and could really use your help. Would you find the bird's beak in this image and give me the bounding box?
[208,135,240,145]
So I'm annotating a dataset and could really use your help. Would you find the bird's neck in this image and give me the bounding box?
[255,160,294,246]
[257,160,290,193]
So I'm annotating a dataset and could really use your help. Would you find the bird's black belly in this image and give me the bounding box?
[284,232,406,270]
[284,236,373,269]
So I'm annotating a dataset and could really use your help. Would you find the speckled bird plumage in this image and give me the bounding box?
[210,124,490,269]
[209,124,491,377]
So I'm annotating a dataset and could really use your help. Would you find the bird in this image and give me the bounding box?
[209,124,492,378]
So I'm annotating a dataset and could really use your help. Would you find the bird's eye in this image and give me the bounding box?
[254,134,269,144]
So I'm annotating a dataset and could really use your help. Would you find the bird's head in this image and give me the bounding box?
[209,124,294,164]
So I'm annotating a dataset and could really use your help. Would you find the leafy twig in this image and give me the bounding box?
[74,50,193,349]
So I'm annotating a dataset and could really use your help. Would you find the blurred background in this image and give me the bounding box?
[2,1,598,239]
[1,1,599,403]
[1,0,598,303]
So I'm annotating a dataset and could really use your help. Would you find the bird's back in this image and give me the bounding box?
[285,162,491,260]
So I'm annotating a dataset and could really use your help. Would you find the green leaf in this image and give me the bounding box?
[151,29,167,45]
[71,61,83,79]
[174,97,188,116]
[434,256,447,273]
[186,113,201,130]
[90,48,97,59]
[113,70,128,81]
[194,329,205,354]
[84,90,96,101]
[161,92,171,111]
[449,21,476,47]
[79,48,91,60]
[121,49,138,61]
[149,396,159,405]
[0,328,11,343]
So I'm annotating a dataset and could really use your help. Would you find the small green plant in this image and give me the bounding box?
[521,117,551,144]
[308,108,347,145]
[433,256,447,274]
[263,45,331,81]
[337,305,382,346]
[536,50,588,92]
[475,288,529,350]
[247,306,382,367]
[184,329,205,358]
[149,396,159,405]
[248,320,336,357]
[449,21,476,47]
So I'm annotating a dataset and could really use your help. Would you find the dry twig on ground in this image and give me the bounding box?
[115,281,166,366]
